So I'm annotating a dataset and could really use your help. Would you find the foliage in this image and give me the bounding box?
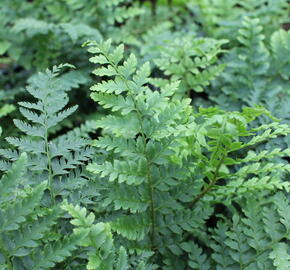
[209,17,290,152]
[0,1,289,269]
[0,65,94,205]
[0,154,87,270]
[153,35,227,96]
[85,40,290,269]
[189,0,289,41]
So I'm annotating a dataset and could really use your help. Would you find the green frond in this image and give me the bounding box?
[63,203,117,270]
[2,66,94,203]
[111,214,149,241]
[0,153,27,204]
[87,159,147,186]
[96,115,140,138]
[0,182,46,232]
[180,242,211,270]
[269,243,290,270]
[7,207,62,257]
[28,232,86,270]
[154,35,227,95]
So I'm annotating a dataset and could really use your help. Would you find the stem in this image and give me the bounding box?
[146,159,156,250]
[189,117,227,207]
[44,106,55,205]
[189,155,225,207]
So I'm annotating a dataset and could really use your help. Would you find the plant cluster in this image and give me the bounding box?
[0,0,289,269]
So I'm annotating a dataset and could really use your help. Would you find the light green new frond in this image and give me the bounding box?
[269,243,290,270]
[63,203,117,270]
[90,78,128,95]
[62,203,95,228]
[0,104,15,118]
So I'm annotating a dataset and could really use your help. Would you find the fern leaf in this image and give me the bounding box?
[0,153,27,204]
[269,243,290,270]
[29,232,86,270]
[0,182,46,232]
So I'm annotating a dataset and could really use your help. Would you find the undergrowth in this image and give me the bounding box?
[0,0,289,269]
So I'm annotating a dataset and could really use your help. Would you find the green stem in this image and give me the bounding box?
[44,108,55,205]
[146,159,156,250]
[189,117,227,207]
[189,155,225,207]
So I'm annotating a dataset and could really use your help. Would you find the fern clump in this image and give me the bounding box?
[1,1,290,269]
[0,154,87,270]
[209,16,290,153]
[191,0,289,41]
[185,191,290,270]
[63,202,150,270]
[86,39,290,268]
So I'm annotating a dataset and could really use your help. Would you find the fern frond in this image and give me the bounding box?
[0,153,27,204]
[28,232,86,270]
[2,66,94,203]
[0,182,46,232]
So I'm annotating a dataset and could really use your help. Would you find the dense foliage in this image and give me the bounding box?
[0,0,289,269]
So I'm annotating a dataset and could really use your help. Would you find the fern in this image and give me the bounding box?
[0,65,94,204]
[0,154,87,270]
[191,0,289,41]
[86,40,290,268]
[62,203,149,270]
[186,192,290,270]
[154,34,227,96]
[1,2,290,269]
[177,192,290,270]
[209,16,290,154]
